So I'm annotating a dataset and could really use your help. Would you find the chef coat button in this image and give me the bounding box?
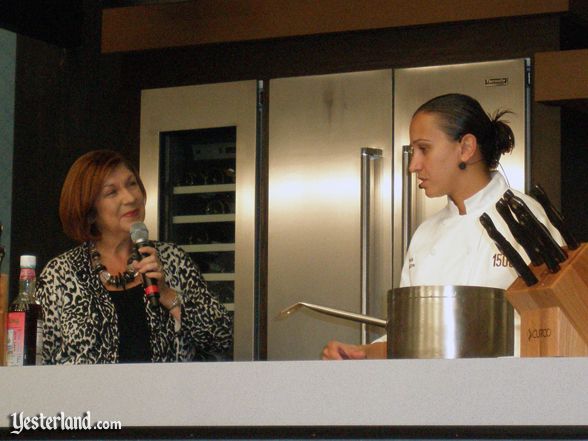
[430,248,437,256]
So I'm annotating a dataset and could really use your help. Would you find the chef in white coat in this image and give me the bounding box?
[322,93,562,360]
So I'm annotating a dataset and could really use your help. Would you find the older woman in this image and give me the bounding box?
[322,93,563,360]
[38,150,232,364]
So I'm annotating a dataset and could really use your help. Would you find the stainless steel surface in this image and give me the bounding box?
[387,285,514,359]
[268,70,392,360]
[139,81,258,360]
[393,59,530,288]
[279,286,514,359]
[401,145,413,264]
[279,302,387,328]
[360,148,383,344]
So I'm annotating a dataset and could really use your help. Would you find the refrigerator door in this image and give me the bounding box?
[140,81,257,361]
[392,59,530,287]
[268,70,393,360]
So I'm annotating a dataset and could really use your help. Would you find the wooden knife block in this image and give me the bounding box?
[507,243,588,357]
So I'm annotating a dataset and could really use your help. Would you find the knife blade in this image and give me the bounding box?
[529,184,580,250]
[503,190,567,266]
[495,198,543,266]
[479,213,538,286]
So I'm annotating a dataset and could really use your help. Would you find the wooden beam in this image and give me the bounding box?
[101,0,570,53]
[535,49,588,102]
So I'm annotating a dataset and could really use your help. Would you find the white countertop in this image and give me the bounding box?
[2,357,588,431]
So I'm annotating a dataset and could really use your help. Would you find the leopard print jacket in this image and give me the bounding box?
[37,241,233,364]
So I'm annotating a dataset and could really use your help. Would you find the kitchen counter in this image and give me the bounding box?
[1,358,588,438]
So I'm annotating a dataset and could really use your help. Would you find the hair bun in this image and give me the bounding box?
[490,110,515,162]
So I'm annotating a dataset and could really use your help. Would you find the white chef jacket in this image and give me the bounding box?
[400,172,563,289]
[373,173,564,351]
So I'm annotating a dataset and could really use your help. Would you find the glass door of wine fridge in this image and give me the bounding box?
[160,127,237,328]
[140,81,257,361]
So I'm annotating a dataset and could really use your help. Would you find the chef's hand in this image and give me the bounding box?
[321,340,367,360]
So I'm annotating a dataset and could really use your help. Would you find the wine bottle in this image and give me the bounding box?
[6,255,44,366]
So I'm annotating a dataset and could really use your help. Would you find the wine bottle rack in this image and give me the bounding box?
[159,127,237,353]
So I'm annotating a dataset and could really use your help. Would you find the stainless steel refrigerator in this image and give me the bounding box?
[139,59,529,361]
[140,81,258,361]
[267,59,529,360]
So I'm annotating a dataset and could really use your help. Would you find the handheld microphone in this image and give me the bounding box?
[130,222,160,306]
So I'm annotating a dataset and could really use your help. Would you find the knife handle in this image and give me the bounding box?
[529,184,580,250]
[504,190,567,265]
[517,211,561,273]
[479,213,538,286]
[495,198,543,266]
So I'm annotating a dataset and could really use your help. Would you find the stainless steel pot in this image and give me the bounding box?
[280,285,514,359]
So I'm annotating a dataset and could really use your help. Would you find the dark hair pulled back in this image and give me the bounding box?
[414,93,515,169]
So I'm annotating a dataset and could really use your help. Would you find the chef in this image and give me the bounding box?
[322,93,563,360]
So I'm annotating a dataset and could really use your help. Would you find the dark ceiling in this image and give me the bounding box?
[0,0,83,47]
[0,1,184,48]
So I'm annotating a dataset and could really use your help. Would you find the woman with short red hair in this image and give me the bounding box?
[37,150,232,364]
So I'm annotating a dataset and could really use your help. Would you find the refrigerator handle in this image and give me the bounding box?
[360,147,383,345]
[402,145,413,264]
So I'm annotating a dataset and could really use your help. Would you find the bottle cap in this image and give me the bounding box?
[20,255,36,268]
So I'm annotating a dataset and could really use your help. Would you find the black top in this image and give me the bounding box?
[107,284,152,363]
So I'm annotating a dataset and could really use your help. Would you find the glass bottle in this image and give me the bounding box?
[6,255,44,366]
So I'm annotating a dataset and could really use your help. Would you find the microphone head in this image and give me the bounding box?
[130,222,149,244]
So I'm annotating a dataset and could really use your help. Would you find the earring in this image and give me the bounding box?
[458,161,466,170]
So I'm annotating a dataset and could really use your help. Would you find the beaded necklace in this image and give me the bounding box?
[89,243,138,289]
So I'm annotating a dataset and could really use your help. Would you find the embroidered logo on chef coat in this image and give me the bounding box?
[491,253,513,268]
